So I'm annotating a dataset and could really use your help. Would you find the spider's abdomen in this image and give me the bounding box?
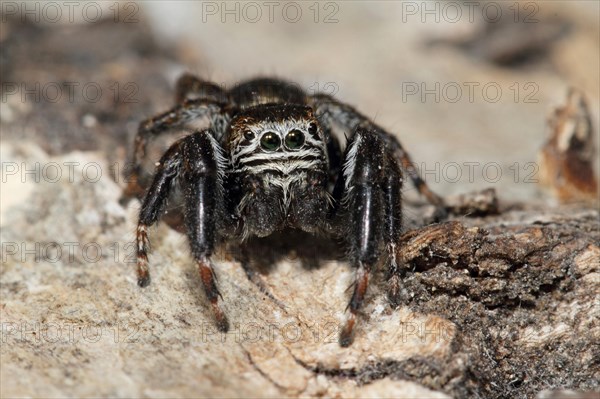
[229,78,307,109]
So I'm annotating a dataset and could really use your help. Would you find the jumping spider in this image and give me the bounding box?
[125,74,446,347]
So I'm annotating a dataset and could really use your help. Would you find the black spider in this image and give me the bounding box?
[125,74,446,347]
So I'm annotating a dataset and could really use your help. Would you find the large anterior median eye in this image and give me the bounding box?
[260,132,281,151]
[284,129,305,150]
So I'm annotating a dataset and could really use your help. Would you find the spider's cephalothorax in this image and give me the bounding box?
[226,105,331,238]
[125,75,446,347]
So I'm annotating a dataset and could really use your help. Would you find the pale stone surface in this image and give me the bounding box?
[2,141,598,398]
[1,142,452,397]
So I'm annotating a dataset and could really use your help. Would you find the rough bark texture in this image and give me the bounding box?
[1,8,599,399]
[392,212,600,397]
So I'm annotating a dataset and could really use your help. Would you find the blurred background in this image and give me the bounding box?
[144,0,600,202]
[1,0,599,208]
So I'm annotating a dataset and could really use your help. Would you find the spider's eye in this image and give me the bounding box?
[260,132,281,151]
[243,130,255,140]
[308,122,318,138]
[284,130,305,150]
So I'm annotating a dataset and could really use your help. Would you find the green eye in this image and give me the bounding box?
[260,132,281,151]
[284,130,305,150]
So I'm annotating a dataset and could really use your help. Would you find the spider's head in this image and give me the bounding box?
[227,104,326,156]
[228,104,331,236]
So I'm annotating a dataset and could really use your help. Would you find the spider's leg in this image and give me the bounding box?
[124,99,226,199]
[310,94,446,212]
[382,152,405,308]
[180,131,230,332]
[324,123,345,194]
[236,245,286,310]
[136,140,184,287]
[175,73,229,103]
[335,127,402,347]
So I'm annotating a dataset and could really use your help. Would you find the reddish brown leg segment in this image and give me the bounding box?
[198,258,229,332]
[340,263,370,347]
[136,223,151,287]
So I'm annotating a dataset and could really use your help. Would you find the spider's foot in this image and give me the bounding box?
[212,303,229,332]
[387,274,402,308]
[136,224,151,287]
[339,263,369,347]
[198,258,230,332]
[339,314,356,347]
[137,274,151,288]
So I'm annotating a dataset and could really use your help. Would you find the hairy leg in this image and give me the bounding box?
[334,127,402,346]
[135,140,184,286]
[310,94,445,211]
[135,130,230,331]
[180,131,229,331]
[124,98,227,200]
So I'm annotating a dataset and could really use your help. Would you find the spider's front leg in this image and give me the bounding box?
[136,140,184,286]
[123,98,227,200]
[335,128,403,347]
[311,94,446,214]
[136,130,230,332]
